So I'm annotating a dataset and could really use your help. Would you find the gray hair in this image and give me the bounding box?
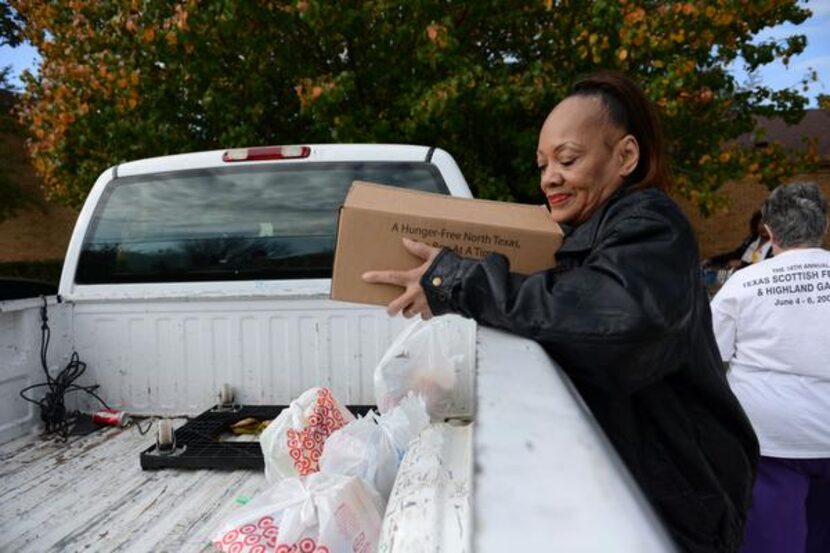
[761,182,828,249]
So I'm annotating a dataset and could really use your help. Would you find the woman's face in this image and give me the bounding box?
[537,96,637,225]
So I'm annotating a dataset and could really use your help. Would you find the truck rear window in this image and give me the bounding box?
[75,162,448,284]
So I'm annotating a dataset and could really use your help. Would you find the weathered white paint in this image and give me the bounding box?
[378,422,472,553]
[0,307,471,423]
[0,299,475,430]
[0,297,73,444]
[0,418,268,552]
[474,327,678,552]
[69,298,408,414]
[0,418,468,553]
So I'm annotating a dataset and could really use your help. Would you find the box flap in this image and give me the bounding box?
[346,181,557,233]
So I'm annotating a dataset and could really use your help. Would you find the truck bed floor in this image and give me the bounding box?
[0,420,265,552]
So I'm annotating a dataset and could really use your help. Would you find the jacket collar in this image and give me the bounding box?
[557,184,634,254]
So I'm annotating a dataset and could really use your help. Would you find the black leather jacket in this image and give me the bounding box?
[421,185,759,552]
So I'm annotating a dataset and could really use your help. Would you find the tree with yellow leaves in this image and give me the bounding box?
[9,0,822,213]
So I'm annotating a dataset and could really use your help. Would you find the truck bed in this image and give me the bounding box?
[2,299,676,552]
[0,419,260,552]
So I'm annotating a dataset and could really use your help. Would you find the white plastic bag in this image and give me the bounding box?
[319,395,429,500]
[374,319,462,420]
[260,387,355,484]
[211,472,383,553]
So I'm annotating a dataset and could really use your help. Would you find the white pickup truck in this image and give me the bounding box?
[0,144,675,552]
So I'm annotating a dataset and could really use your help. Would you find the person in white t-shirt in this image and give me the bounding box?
[711,182,830,553]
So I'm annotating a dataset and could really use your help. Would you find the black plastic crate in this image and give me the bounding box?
[140,404,374,470]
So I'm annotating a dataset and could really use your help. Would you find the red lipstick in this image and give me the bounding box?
[547,193,570,206]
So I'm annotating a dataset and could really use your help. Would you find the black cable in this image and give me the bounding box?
[132,417,154,435]
[19,297,110,440]
[18,298,206,443]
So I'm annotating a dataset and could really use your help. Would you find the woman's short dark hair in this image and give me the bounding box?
[569,71,672,192]
[761,182,828,249]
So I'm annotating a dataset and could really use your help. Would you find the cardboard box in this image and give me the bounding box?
[331,181,563,306]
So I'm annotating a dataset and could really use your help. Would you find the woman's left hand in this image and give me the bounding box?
[362,238,441,320]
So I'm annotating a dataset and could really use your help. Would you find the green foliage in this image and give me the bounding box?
[10,0,822,213]
[1,3,23,47]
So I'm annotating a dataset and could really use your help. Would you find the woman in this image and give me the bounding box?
[711,182,830,553]
[364,71,759,552]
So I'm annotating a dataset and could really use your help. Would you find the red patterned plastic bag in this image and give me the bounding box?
[260,387,355,484]
[211,473,383,553]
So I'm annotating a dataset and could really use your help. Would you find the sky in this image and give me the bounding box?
[1,2,829,106]
[727,0,830,106]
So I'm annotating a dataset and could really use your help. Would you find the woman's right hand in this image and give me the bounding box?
[361,238,441,320]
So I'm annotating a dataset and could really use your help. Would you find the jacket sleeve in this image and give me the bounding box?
[421,212,697,394]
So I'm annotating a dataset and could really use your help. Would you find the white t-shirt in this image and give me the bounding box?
[710,248,830,458]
